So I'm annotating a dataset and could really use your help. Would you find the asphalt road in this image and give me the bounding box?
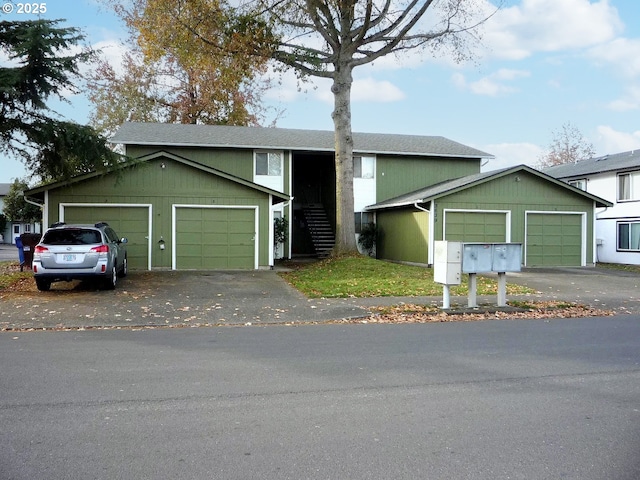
[2,316,639,480]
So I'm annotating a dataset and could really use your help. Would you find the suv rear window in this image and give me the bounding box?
[42,229,102,245]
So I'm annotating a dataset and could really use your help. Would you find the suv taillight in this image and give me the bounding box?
[90,245,109,254]
[34,245,49,254]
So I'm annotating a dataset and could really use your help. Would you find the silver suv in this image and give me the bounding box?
[32,222,128,291]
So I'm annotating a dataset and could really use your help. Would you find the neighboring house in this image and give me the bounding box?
[366,165,612,267]
[544,150,640,265]
[0,182,41,244]
[24,122,610,270]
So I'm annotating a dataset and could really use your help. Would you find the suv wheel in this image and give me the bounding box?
[104,264,117,290]
[35,278,51,292]
[119,256,128,278]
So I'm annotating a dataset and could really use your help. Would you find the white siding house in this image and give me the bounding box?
[545,150,640,265]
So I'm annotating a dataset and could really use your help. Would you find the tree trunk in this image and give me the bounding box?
[331,61,358,255]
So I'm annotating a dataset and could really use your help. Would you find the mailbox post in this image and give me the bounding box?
[462,243,522,307]
[433,241,462,309]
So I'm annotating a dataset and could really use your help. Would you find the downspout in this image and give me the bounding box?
[21,191,45,234]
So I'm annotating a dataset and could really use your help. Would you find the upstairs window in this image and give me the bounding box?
[255,152,282,176]
[618,171,640,202]
[569,179,586,191]
[618,174,631,201]
[353,156,374,179]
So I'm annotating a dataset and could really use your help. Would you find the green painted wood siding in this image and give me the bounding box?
[376,156,480,202]
[126,146,254,184]
[377,210,429,264]
[125,145,291,196]
[45,156,274,268]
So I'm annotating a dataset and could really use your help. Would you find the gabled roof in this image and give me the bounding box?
[366,164,613,211]
[110,122,493,159]
[26,151,291,204]
[544,150,640,179]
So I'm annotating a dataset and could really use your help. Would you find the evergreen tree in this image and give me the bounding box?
[0,19,120,181]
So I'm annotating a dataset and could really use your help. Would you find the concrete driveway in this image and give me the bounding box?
[0,270,370,330]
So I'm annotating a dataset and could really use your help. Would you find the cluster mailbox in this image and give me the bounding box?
[462,243,522,274]
[434,241,522,308]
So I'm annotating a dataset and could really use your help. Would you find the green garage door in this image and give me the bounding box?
[176,207,255,270]
[63,205,149,269]
[526,213,583,266]
[445,211,507,243]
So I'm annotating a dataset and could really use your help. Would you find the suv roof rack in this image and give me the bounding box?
[94,222,110,228]
[50,222,66,228]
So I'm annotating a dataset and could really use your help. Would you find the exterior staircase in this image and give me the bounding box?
[303,204,335,257]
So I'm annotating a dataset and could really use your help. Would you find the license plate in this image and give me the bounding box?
[62,254,77,262]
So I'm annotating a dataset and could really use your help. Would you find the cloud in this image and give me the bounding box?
[480,0,623,61]
[453,68,530,96]
[588,37,640,78]
[594,126,640,154]
[265,70,405,105]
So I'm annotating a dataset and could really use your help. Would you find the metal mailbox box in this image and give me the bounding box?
[491,243,522,272]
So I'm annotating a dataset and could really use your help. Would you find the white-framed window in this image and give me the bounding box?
[354,211,374,234]
[618,221,640,251]
[24,224,31,233]
[569,179,586,191]
[353,156,374,179]
[255,151,282,177]
[618,171,640,202]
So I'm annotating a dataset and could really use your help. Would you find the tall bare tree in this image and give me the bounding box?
[254,0,493,253]
[537,122,596,169]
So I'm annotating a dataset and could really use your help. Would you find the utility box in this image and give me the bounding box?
[433,241,462,285]
[462,243,522,273]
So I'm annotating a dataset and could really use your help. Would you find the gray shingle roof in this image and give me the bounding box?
[544,150,640,179]
[367,164,612,210]
[110,122,493,159]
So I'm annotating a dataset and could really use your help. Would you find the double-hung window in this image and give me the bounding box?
[255,152,282,177]
[353,156,374,179]
[618,171,640,202]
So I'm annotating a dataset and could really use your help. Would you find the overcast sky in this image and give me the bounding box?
[2,0,640,183]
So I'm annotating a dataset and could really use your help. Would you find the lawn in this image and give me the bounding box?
[0,261,32,290]
[280,255,534,298]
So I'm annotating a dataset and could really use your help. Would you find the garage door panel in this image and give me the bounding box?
[175,207,255,270]
[445,211,507,243]
[526,213,582,267]
[63,205,149,270]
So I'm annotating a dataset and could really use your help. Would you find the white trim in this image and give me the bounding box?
[43,191,49,229]
[287,151,293,259]
[172,204,260,270]
[269,195,274,266]
[58,203,153,270]
[524,210,587,267]
[442,209,511,242]
[428,201,436,266]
